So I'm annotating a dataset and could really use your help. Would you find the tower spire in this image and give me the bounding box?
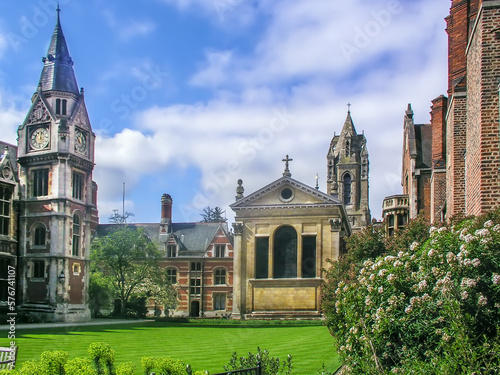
[38,5,79,94]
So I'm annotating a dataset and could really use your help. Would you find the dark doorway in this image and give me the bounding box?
[190,301,200,317]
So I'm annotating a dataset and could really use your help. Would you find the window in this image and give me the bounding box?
[255,237,269,279]
[72,214,81,256]
[166,268,177,284]
[73,263,81,275]
[343,173,351,205]
[214,294,226,311]
[33,260,45,279]
[33,226,46,247]
[214,269,226,285]
[273,226,297,279]
[214,244,225,258]
[56,99,67,115]
[72,172,84,200]
[190,278,201,295]
[167,245,176,258]
[0,185,12,236]
[302,236,316,278]
[33,169,49,197]
[191,262,201,271]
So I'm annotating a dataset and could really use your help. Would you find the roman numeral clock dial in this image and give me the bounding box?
[29,126,49,150]
[75,129,87,154]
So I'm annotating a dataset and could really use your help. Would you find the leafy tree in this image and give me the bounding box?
[88,271,114,318]
[200,206,227,222]
[91,225,165,317]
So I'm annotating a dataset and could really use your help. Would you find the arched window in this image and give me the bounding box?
[343,173,352,205]
[273,226,297,278]
[72,214,81,256]
[33,225,46,247]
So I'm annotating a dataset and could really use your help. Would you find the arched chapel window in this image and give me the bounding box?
[273,226,297,279]
[343,173,352,206]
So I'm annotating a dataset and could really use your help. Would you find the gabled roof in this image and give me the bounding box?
[230,175,343,210]
[0,142,18,183]
[96,222,232,256]
[38,7,79,95]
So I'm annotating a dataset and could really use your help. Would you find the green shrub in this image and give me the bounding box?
[322,210,500,374]
[155,356,185,375]
[115,362,135,375]
[223,347,292,375]
[64,358,98,375]
[40,350,69,374]
[88,342,115,375]
[141,356,155,375]
[17,360,43,375]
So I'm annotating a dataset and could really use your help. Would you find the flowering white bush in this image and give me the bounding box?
[322,212,500,374]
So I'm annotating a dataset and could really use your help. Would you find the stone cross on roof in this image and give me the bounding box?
[282,155,293,177]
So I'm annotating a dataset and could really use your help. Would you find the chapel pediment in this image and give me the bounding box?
[231,176,343,210]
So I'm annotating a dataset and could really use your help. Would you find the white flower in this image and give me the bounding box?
[492,274,500,285]
[484,220,494,228]
[478,294,488,306]
[461,291,469,300]
[429,226,437,235]
[365,296,373,306]
[393,260,403,267]
[385,255,396,262]
[464,234,475,243]
[417,279,427,291]
[493,224,500,232]
[428,249,436,257]
[472,258,481,267]
[461,278,477,288]
[378,286,384,294]
[405,305,413,313]
[475,228,489,237]
[438,227,447,233]
[387,274,396,282]
[446,252,456,263]
[378,269,388,277]
[410,242,419,251]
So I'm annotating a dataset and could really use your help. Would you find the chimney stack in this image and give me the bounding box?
[161,194,173,224]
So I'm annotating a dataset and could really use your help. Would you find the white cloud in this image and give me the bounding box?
[0,89,28,144]
[101,10,156,41]
[94,0,450,222]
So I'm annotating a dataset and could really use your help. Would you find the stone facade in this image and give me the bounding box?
[230,168,350,319]
[326,110,370,231]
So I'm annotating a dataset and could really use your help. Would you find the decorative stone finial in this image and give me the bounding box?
[235,179,244,201]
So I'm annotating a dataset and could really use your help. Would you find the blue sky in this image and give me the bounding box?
[0,0,450,224]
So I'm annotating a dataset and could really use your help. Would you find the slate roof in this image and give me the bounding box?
[38,9,79,95]
[96,222,232,256]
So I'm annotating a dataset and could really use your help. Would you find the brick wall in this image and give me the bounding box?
[466,4,500,215]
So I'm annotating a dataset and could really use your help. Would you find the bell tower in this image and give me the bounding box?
[326,108,370,231]
[16,6,97,322]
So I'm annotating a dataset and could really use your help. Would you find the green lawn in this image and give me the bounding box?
[1,321,339,374]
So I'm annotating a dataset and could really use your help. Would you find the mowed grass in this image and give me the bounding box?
[1,321,339,374]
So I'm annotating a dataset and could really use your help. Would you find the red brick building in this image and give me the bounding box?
[384,0,500,226]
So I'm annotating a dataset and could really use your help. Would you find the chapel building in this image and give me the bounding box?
[230,161,351,319]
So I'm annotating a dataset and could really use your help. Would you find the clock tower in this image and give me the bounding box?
[16,7,97,322]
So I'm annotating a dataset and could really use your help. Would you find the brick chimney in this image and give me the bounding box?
[430,95,448,167]
[446,0,469,94]
[161,194,173,224]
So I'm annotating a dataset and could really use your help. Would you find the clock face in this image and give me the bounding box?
[75,130,87,154]
[29,126,50,150]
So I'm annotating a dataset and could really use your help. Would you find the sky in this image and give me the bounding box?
[0,0,450,224]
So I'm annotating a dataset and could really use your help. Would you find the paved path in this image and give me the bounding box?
[0,318,154,330]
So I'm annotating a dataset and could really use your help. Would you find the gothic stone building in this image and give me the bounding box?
[230,165,351,319]
[384,0,500,227]
[0,10,99,321]
[327,110,371,231]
